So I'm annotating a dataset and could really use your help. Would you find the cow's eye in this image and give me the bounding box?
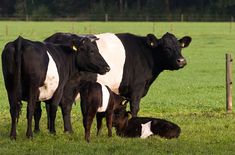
[164,48,172,52]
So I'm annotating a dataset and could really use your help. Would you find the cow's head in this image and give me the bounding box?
[112,93,129,110]
[112,101,131,136]
[68,37,110,75]
[146,32,192,70]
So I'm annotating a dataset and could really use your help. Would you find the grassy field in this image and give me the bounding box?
[0,21,235,154]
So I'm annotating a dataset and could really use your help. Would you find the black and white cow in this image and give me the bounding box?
[112,107,181,139]
[79,81,128,142]
[1,36,110,139]
[43,32,191,132]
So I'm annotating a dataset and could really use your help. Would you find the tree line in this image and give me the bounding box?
[1,0,235,20]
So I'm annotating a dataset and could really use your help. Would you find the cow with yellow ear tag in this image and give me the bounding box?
[42,32,191,134]
[2,35,110,139]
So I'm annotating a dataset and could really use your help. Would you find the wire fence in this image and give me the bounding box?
[0,14,235,22]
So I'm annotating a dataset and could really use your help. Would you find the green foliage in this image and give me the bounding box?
[0,21,235,154]
[31,5,51,20]
[2,0,235,19]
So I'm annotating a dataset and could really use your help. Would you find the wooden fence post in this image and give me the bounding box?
[181,14,184,22]
[105,14,108,22]
[226,53,233,112]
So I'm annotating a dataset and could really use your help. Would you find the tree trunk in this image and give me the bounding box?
[137,0,141,12]
[119,0,123,14]
[164,0,171,21]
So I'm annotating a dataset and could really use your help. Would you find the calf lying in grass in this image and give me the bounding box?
[79,81,128,142]
[113,106,181,139]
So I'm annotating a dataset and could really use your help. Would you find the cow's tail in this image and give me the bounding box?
[15,36,23,122]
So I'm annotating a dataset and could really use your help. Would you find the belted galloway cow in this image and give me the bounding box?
[42,32,191,133]
[1,36,110,139]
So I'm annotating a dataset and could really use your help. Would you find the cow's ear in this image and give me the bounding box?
[126,111,132,119]
[121,99,128,107]
[146,34,158,48]
[70,40,80,52]
[178,36,192,48]
[81,37,92,46]
[90,37,99,42]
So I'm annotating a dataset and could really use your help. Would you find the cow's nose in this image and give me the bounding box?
[177,58,187,66]
[106,66,110,72]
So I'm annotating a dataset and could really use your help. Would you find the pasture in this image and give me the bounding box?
[0,21,235,154]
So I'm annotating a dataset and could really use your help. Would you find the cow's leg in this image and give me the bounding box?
[130,96,141,117]
[8,95,18,140]
[26,87,38,138]
[44,101,50,130]
[106,110,113,137]
[34,102,41,133]
[81,103,96,143]
[48,88,64,134]
[60,98,73,133]
[96,113,104,136]
[5,80,21,140]
[48,104,57,133]
[83,112,96,143]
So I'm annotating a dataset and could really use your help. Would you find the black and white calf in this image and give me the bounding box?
[1,36,110,139]
[112,108,181,139]
[43,32,192,133]
[79,81,128,142]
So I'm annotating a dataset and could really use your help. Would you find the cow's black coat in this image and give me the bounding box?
[112,108,181,139]
[79,81,127,142]
[43,32,191,132]
[1,36,109,139]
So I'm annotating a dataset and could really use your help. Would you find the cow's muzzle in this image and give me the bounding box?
[177,58,187,68]
[105,66,110,72]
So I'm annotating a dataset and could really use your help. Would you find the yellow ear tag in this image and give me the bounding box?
[181,43,185,48]
[121,100,126,105]
[150,42,154,46]
[72,45,78,51]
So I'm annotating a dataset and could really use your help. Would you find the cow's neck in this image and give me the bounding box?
[145,47,164,85]
[61,46,80,77]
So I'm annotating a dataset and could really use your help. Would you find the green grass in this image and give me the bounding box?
[0,21,235,154]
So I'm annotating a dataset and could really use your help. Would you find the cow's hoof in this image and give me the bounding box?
[26,134,33,139]
[34,129,40,133]
[64,130,74,134]
[85,136,90,143]
[10,135,16,140]
[49,130,56,135]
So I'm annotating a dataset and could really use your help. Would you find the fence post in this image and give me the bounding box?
[181,14,184,22]
[105,14,108,22]
[226,53,233,112]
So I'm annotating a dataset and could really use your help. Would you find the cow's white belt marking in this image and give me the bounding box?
[39,51,59,101]
[97,84,110,112]
[140,121,153,139]
[95,33,126,94]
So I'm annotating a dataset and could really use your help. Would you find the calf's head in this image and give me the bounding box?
[147,32,192,70]
[112,103,130,136]
[69,38,110,75]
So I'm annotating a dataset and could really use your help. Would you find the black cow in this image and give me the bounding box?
[43,32,191,132]
[1,36,110,139]
[112,107,181,139]
[79,81,128,142]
